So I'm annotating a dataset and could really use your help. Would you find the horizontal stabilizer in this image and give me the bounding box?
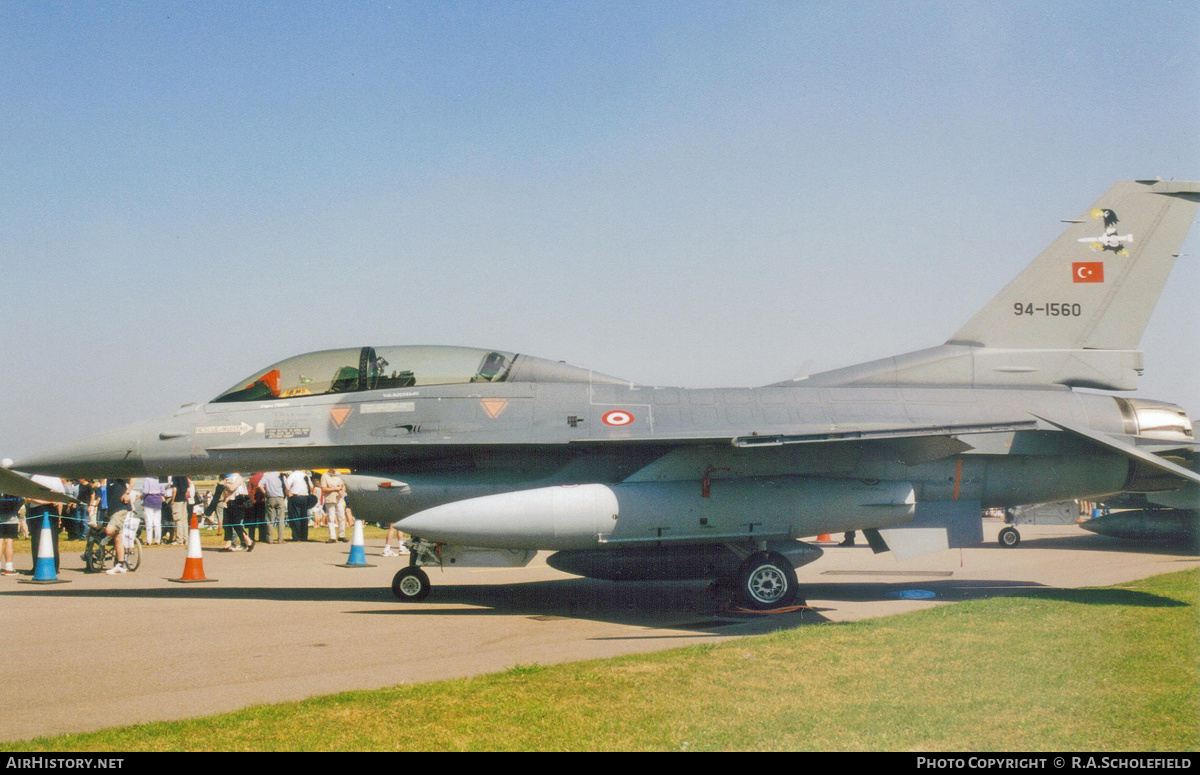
[1032,414,1200,486]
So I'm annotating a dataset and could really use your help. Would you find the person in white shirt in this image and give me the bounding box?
[319,470,348,543]
[219,473,254,552]
[258,472,287,544]
[284,470,311,542]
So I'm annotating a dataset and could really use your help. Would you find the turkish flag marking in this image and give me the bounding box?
[1072,262,1104,283]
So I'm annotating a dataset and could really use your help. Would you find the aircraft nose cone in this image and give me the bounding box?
[12,421,148,479]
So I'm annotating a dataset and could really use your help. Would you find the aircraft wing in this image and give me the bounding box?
[204,420,1039,454]
[566,419,1039,467]
[0,467,78,505]
[728,420,1038,448]
[190,415,1178,482]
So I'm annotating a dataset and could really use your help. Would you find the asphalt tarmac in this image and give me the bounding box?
[2,520,1197,743]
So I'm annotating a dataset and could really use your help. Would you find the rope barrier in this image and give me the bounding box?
[43,509,370,530]
[12,512,386,543]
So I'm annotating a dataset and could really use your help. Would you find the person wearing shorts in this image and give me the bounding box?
[0,494,22,575]
[104,478,133,574]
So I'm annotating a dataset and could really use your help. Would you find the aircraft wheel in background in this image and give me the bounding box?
[392,566,431,601]
[736,551,798,609]
[998,527,1021,548]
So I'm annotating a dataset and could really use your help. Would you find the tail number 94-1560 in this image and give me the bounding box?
[1013,302,1083,317]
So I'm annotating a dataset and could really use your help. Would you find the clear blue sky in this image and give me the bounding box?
[2,1,1197,458]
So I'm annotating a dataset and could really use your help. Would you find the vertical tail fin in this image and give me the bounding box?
[949,180,1200,350]
[795,181,1199,391]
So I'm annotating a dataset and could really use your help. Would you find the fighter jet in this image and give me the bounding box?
[9,180,1199,609]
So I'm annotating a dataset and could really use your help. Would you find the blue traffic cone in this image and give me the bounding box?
[20,514,70,585]
[32,515,58,580]
[338,518,374,568]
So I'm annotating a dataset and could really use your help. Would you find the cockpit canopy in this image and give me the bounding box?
[213,346,516,403]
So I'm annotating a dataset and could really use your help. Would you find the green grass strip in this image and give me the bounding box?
[17,568,1199,751]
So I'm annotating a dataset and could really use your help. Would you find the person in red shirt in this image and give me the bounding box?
[248,472,268,543]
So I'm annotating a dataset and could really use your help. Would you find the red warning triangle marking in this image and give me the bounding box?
[329,406,353,428]
[481,399,509,419]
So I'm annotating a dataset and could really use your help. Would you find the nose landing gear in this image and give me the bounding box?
[391,566,431,601]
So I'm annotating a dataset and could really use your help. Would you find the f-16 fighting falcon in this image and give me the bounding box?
[7,180,1199,609]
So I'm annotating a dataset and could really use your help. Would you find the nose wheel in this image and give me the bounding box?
[998,526,1021,548]
[392,566,431,601]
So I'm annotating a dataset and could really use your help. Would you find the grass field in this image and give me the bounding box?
[13,567,1198,751]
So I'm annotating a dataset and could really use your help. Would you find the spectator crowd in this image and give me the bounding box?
[0,470,407,576]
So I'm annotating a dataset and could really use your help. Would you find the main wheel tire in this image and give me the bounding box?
[998,527,1021,548]
[392,566,431,602]
[124,541,142,572]
[737,552,798,609]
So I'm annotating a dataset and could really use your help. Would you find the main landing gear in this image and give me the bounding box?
[728,550,800,610]
[388,539,817,610]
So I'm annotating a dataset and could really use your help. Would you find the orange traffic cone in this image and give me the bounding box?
[816,534,833,543]
[169,515,217,583]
